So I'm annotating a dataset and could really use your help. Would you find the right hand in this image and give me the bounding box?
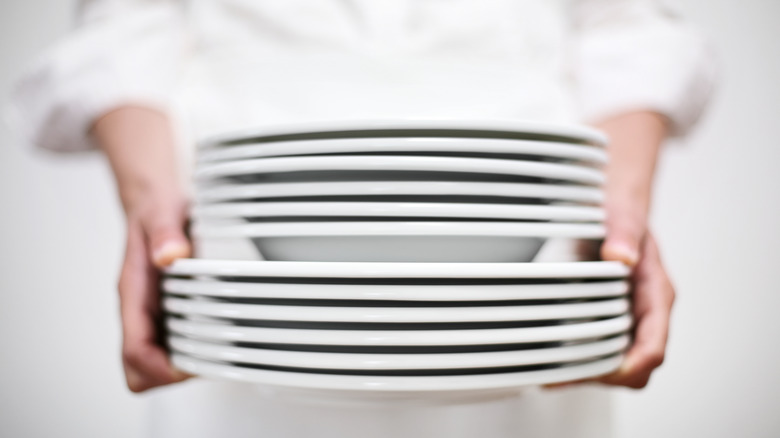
[118,194,192,392]
[91,106,192,392]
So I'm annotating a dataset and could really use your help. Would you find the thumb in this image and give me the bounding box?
[601,209,644,267]
[143,207,192,268]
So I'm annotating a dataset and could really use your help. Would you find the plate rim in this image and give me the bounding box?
[195,155,605,186]
[168,335,629,370]
[170,353,623,392]
[195,181,605,204]
[192,201,605,222]
[162,296,630,322]
[197,136,608,164]
[166,314,632,345]
[198,119,608,149]
[165,259,630,279]
[162,278,629,301]
[192,221,606,238]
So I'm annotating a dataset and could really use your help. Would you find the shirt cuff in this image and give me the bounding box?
[574,14,717,137]
[9,2,185,152]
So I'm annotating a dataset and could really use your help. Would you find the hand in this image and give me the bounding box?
[596,112,675,388]
[92,106,193,392]
[118,195,192,392]
[598,232,675,388]
[548,111,675,390]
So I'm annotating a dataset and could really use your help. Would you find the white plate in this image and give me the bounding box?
[171,353,622,392]
[193,221,605,238]
[195,181,604,204]
[163,297,629,323]
[197,137,607,164]
[193,221,603,262]
[165,259,630,279]
[163,278,628,301]
[192,202,605,222]
[195,156,604,186]
[169,335,628,370]
[167,314,632,346]
[200,119,607,148]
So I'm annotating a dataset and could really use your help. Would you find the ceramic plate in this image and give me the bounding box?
[166,314,631,346]
[192,202,605,222]
[197,137,607,164]
[168,335,628,370]
[163,297,629,323]
[192,221,606,262]
[163,278,628,301]
[200,119,607,148]
[193,221,605,239]
[195,156,604,186]
[171,353,622,392]
[195,181,604,204]
[165,259,629,279]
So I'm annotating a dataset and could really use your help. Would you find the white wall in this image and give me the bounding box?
[615,1,780,436]
[0,2,145,437]
[1,1,778,437]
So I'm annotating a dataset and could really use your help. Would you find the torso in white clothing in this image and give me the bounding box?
[11,1,715,437]
[161,3,612,438]
[180,0,577,139]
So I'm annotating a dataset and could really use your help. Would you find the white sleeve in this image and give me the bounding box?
[10,0,187,152]
[571,0,716,137]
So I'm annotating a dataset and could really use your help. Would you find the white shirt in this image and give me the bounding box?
[10,1,715,437]
[12,0,715,152]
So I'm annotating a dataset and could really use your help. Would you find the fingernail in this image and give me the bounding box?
[171,369,192,381]
[617,357,634,375]
[605,242,639,267]
[153,241,189,267]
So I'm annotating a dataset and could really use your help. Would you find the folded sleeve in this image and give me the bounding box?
[10,0,187,152]
[571,0,717,137]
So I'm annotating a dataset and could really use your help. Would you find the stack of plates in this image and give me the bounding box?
[191,120,607,263]
[165,260,630,392]
[169,120,629,392]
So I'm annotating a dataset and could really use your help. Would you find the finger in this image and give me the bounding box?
[600,204,644,267]
[543,379,591,390]
[123,341,191,393]
[598,309,669,388]
[140,202,192,268]
[119,220,190,392]
[599,235,674,388]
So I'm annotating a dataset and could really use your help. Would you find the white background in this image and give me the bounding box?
[1,1,778,437]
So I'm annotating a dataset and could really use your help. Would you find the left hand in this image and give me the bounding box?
[597,111,675,388]
[597,230,676,389]
[548,111,676,389]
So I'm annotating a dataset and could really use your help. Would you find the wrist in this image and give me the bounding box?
[118,175,186,215]
[122,187,189,224]
[91,106,186,214]
[596,110,669,220]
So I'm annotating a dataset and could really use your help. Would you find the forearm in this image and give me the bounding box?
[585,112,676,388]
[597,111,668,214]
[90,106,185,213]
[91,106,190,267]
[595,111,669,264]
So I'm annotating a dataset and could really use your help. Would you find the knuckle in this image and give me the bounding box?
[126,380,145,393]
[646,351,665,369]
[117,275,129,295]
[628,377,650,389]
[122,348,143,370]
